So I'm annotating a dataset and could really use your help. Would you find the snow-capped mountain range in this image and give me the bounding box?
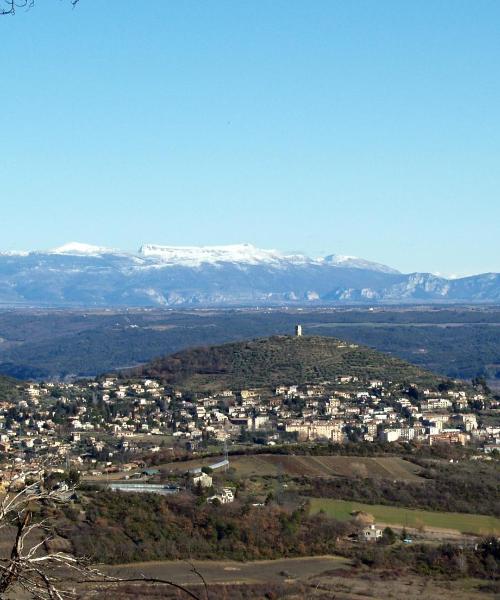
[0,242,497,307]
[44,242,399,272]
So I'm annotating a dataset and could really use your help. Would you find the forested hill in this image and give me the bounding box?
[134,335,442,391]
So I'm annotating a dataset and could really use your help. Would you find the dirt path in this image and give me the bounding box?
[104,554,349,585]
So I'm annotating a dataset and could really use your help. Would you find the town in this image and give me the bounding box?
[0,341,498,492]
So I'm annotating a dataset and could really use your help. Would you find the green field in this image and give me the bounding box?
[309,498,500,535]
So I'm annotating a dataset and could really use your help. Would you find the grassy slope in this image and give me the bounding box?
[138,335,441,390]
[309,498,500,535]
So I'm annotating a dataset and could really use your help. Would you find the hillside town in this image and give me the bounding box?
[0,356,498,488]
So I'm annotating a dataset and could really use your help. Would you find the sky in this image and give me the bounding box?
[0,1,499,277]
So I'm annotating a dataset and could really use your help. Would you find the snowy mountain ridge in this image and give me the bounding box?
[7,241,399,273]
[0,242,497,307]
[48,242,119,256]
[138,243,297,266]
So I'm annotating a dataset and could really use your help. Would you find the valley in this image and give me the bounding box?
[0,306,499,381]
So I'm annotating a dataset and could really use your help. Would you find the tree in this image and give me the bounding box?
[1,0,79,15]
[66,468,80,487]
[438,380,455,393]
[0,465,97,598]
[0,464,205,600]
[407,386,420,401]
[381,526,396,545]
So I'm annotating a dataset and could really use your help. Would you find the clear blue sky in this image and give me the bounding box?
[1,1,499,276]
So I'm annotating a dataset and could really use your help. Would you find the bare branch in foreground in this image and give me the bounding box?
[0,462,203,599]
[186,560,210,600]
[77,577,203,600]
[0,0,79,15]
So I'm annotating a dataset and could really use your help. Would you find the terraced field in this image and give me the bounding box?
[239,455,422,480]
[160,454,423,481]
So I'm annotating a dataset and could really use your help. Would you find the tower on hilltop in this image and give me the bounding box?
[295,324,302,337]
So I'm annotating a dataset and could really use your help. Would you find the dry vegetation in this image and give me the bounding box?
[136,335,438,390]
[76,562,499,600]
[158,454,423,481]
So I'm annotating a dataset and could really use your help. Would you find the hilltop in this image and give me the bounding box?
[135,335,441,391]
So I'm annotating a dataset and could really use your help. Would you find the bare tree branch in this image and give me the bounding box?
[77,577,203,600]
[0,462,203,600]
[186,560,210,600]
[1,0,79,15]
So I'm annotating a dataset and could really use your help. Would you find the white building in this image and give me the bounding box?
[360,525,383,542]
[192,472,213,489]
[207,488,234,504]
[379,428,401,443]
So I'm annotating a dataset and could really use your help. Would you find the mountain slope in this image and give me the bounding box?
[136,335,441,390]
[0,243,498,307]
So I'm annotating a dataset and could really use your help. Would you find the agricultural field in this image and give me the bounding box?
[233,455,422,480]
[309,498,500,535]
[158,454,423,481]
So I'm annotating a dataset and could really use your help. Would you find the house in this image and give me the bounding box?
[428,430,469,445]
[207,487,234,504]
[192,472,213,488]
[360,524,382,542]
[251,414,270,430]
[285,419,344,442]
[420,398,452,410]
[240,390,258,400]
[452,414,478,432]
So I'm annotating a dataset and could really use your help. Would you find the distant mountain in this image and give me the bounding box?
[322,254,400,274]
[0,242,498,307]
[134,335,440,390]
